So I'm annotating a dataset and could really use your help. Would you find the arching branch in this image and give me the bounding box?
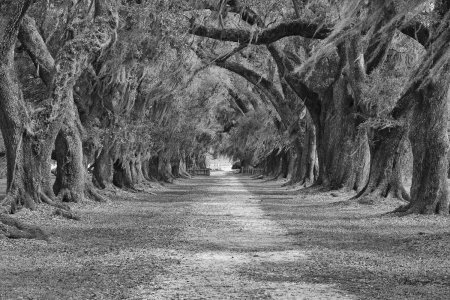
[213,59,291,127]
[18,15,55,86]
[189,19,332,45]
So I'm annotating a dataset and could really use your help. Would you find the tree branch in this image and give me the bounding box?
[0,0,34,58]
[227,3,264,27]
[18,15,55,86]
[266,44,321,119]
[189,19,332,44]
[213,59,290,128]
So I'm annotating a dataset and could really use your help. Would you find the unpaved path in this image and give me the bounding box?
[4,172,449,299]
[0,173,354,299]
[129,173,353,299]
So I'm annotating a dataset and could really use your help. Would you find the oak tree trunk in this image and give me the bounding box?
[355,127,410,202]
[157,152,174,183]
[140,155,152,181]
[92,147,114,189]
[53,122,84,203]
[397,85,450,214]
[315,80,370,191]
[113,158,135,189]
[286,117,317,186]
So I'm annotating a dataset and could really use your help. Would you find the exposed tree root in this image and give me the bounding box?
[353,186,409,206]
[40,192,81,221]
[281,178,311,188]
[0,213,49,240]
[1,196,13,213]
[57,188,82,203]
[177,172,192,179]
[392,203,450,216]
[264,175,281,182]
[40,192,71,211]
[0,190,78,239]
[52,208,80,221]
[300,183,333,194]
[137,180,154,189]
[353,183,410,203]
[85,183,108,202]
[134,185,158,195]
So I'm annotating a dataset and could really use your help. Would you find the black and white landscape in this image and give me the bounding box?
[1,1,450,299]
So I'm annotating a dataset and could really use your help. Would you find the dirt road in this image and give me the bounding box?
[0,173,352,299]
[128,173,353,299]
[1,172,450,299]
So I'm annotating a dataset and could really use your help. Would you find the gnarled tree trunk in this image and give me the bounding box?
[157,152,174,183]
[0,0,43,212]
[53,121,85,203]
[113,158,135,189]
[285,116,317,186]
[148,156,160,180]
[355,127,410,202]
[315,80,370,191]
[0,0,51,239]
[132,152,146,184]
[397,85,450,214]
[140,153,153,182]
[92,147,114,189]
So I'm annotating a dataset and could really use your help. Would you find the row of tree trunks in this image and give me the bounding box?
[314,79,370,191]
[0,1,74,238]
[257,149,288,180]
[188,0,450,214]
[171,154,191,179]
[266,43,371,191]
[93,147,181,189]
[1,0,118,213]
[284,119,317,186]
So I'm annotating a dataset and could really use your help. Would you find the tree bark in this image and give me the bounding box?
[390,11,450,214]
[355,127,410,202]
[0,0,54,239]
[189,18,332,44]
[140,154,153,181]
[0,0,41,212]
[132,152,146,184]
[113,158,135,189]
[315,80,370,191]
[157,152,174,183]
[148,156,160,180]
[396,85,450,214]
[92,147,114,189]
[53,120,85,203]
[178,154,191,178]
[285,121,317,186]
[170,155,191,179]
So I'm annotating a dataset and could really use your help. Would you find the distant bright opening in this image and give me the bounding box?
[206,154,233,172]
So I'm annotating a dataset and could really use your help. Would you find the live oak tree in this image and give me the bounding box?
[187,0,450,214]
[315,0,450,213]
[188,0,370,190]
[0,0,118,238]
